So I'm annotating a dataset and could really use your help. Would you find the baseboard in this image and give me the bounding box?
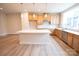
[0,33,18,36]
[0,33,8,36]
[7,32,18,35]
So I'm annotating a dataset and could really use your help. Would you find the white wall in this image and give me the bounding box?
[0,12,26,35]
[21,12,30,30]
[0,12,31,35]
[0,12,59,36]
[6,13,21,34]
[0,12,7,36]
[51,14,59,28]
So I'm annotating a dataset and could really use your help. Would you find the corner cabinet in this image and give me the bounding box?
[52,29,62,40]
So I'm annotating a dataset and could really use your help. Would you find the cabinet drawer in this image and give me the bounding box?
[62,31,68,44]
[73,34,79,39]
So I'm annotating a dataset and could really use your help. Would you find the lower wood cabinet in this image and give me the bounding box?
[73,35,79,52]
[67,33,73,47]
[52,29,58,36]
[62,31,68,44]
[52,29,79,53]
[57,30,62,39]
[52,29,62,39]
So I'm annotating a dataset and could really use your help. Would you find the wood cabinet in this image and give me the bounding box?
[55,29,59,37]
[29,14,38,20]
[52,29,62,39]
[62,31,68,44]
[52,29,58,36]
[73,34,79,52]
[37,15,43,20]
[29,14,51,21]
[67,33,73,47]
[52,28,79,53]
[57,30,62,39]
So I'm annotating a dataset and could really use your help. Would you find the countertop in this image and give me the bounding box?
[56,28,79,35]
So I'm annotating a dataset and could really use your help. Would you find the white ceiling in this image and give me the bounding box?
[0,3,76,13]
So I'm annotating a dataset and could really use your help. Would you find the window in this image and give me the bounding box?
[61,5,79,31]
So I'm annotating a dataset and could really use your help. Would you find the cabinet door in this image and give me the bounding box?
[58,30,62,39]
[73,35,79,52]
[52,29,62,39]
[55,29,59,37]
[67,33,73,47]
[62,31,68,44]
[51,29,57,36]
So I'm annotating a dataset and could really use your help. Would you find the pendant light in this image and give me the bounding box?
[33,3,36,18]
[44,3,48,18]
[44,13,47,17]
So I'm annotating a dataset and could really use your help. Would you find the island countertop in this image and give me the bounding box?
[17,29,51,34]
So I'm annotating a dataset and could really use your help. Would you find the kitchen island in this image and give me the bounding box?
[17,30,51,44]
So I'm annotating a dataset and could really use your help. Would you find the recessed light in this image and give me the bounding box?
[0,8,3,10]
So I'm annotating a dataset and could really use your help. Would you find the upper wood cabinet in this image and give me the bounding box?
[29,14,38,20]
[28,13,51,21]
[29,14,33,20]
[37,15,43,20]
[43,15,51,21]
[37,20,43,25]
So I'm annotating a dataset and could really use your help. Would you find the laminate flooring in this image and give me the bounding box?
[0,34,78,56]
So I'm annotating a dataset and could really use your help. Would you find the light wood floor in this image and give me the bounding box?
[0,34,78,56]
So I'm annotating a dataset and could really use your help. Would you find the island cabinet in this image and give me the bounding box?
[67,33,73,47]
[73,34,79,52]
